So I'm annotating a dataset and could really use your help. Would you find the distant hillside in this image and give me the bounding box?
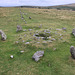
[43,3,75,10]
[65,3,75,7]
[20,3,75,11]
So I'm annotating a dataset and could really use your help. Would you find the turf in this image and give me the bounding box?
[0,7,75,75]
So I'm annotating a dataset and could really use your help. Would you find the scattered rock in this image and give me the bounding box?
[35,37,40,40]
[51,38,56,41]
[70,46,75,59]
[0,30,7,41]
[37,42,40,44]
[35,33,39,36]
[56,29,62,31]
[72,29,75,36]
[29,17,31,19]
[53,48,56,51]
[25,42,30,44]
[60,34,62,36]
[42,41,47,43]
[40,37,44,39]
[28,29,32,31]
[10,55,14,58]
[62,27,66,31]
[24,20,27,24]
[32,51,44,62]
[21,16,24,19]
[47,36,51,39]
[16,25,22,32]
[23,29,27,32]
[20,50,24,53]
[38,24,42,28]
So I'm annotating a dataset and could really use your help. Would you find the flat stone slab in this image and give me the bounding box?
[32,51,44,62]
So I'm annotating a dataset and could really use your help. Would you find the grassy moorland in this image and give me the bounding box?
[0,7,75,75]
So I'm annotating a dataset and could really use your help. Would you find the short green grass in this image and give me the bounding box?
[0,7,75,75]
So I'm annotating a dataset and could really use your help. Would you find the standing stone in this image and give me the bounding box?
[32,51,44,62]
[70,46,75,59]
[16,25,22,32]
[72,29,75,36]
[0,30,7,41]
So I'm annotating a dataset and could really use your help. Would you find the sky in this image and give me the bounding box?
[0,0,75,6]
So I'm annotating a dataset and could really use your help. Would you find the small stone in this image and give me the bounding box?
[48,40,52,43]
[62,27,66,31]
[42,41,47,43]
[23,29,27,31]
[10,55,14,58]
[35,33,39,36]
[47,36,51,39]
[25,42,30,44]
[51,38,56,41]
[36,37,40,40]
[28,29,32,31]
[56,29,62,31]
[16,25,22,32]
[41,37,44,39]
[60,34,62,36]
[20,50,24,53]
[72,29,75,36]
[37,42,40,43]
[59,37,63,40]
[29,17,31,19]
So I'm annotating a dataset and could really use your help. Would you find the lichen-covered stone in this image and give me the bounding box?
[32,51,44,62]
[16,25,22,32]
[70,46,75,59]
[0,30,7,41]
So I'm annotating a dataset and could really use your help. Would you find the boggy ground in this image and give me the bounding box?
[0,7,75,75]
